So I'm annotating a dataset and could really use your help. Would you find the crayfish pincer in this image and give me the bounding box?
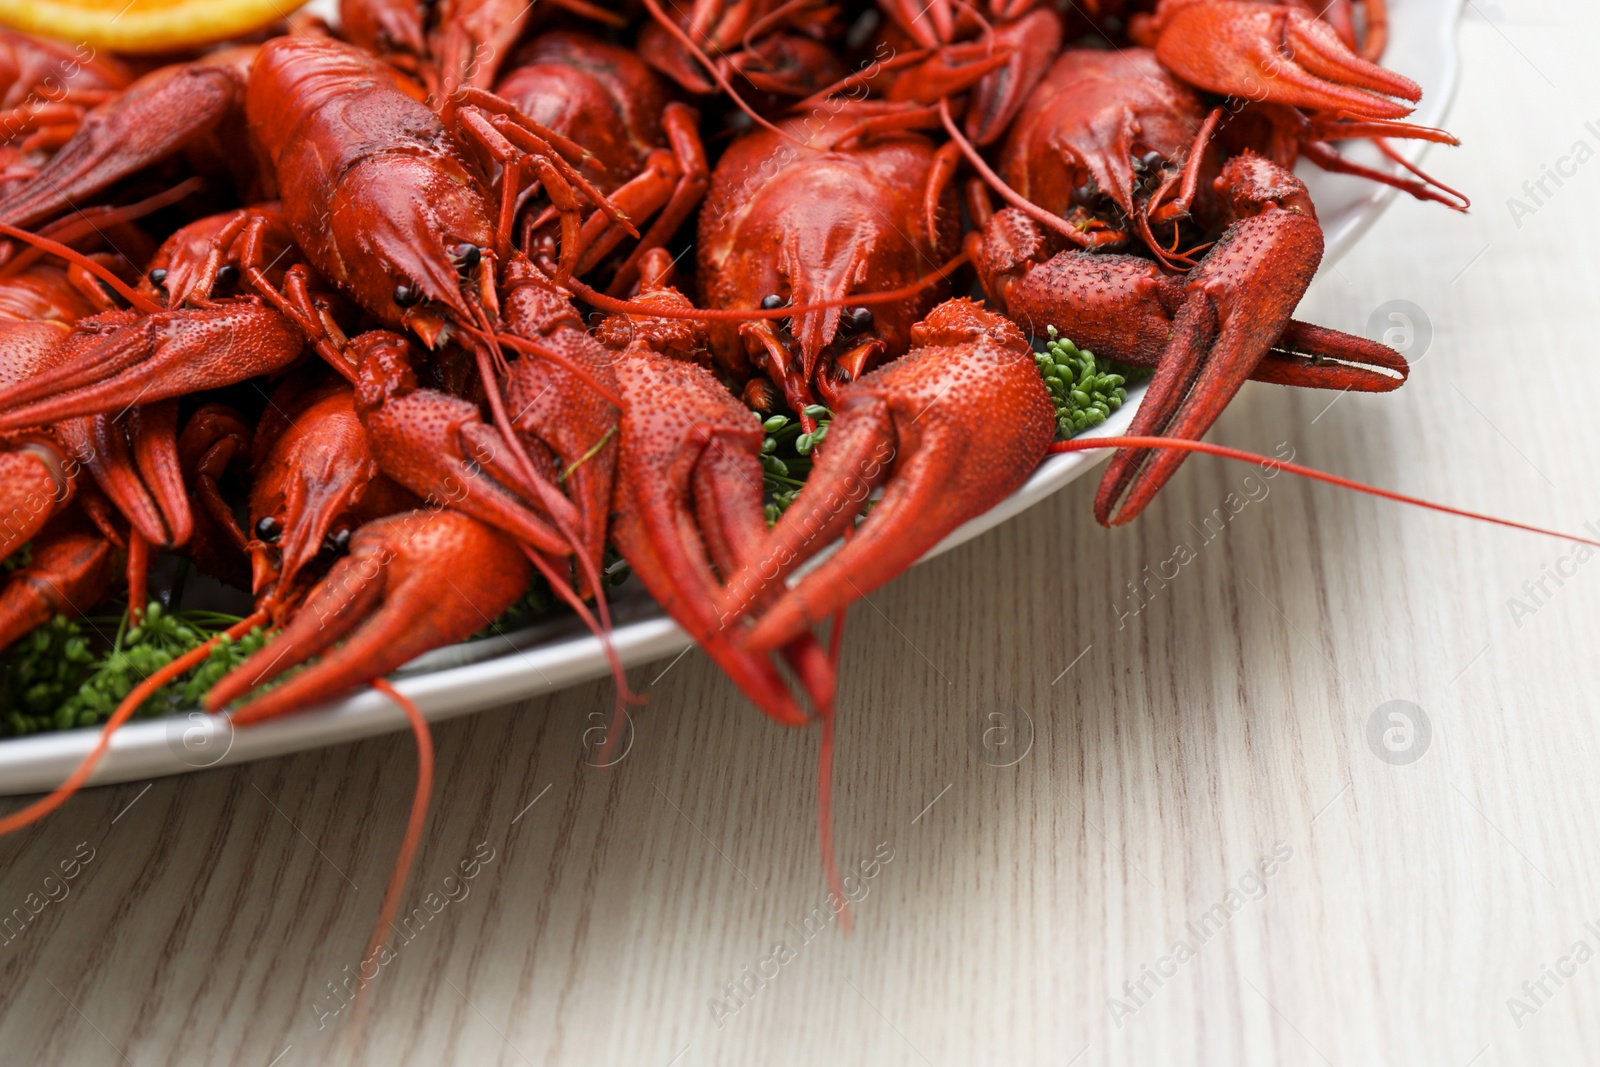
[975,153,1410,526]
[717,298,1056,651]
[0,301,305,433]
[0,520,116,654]
[206,508,529,725]
[600,262,834,727]
[1131,0,1416,117]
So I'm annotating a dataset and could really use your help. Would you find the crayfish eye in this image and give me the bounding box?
[393,284,424,308]
[147,268,167,287]
[760,293,786,310]
[453,243,482,271]
[328,528,352,555]
[841,306,874,334]
[255,516,281,542]
[215,264,240,289]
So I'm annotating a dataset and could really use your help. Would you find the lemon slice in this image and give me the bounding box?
[0,0,307,55]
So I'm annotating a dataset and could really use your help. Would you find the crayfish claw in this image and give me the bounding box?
[610,350,818,725]
[720,299,1055,653]
[58,401,192,553]
[1134,0,1420,120]
[1095,154,1331,525]
[208,509,529,725]
[0,437,75,561]
[0,58,246,231]
[0,519,117,654]
[0,304,305,435]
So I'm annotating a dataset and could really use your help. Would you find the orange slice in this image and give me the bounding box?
[0,0,306,55]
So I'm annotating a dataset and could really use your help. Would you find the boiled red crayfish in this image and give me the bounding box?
[0,6,1505,909]
[495,30,709,295]
[970,42,1423,520]
[696,110,963,416]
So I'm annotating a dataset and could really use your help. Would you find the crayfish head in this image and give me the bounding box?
[721,197,908,401]
[336,154,496,344]
[248,381,386,600]
[775,212,880,379]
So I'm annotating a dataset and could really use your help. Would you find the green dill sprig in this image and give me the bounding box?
[0,602,267,736]
[761,404,831,525]
[1035,327,1141,440]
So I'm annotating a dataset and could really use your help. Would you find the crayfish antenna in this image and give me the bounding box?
[521,547,644,737]
[936,99,1087,248]
[0,177,205,279]
[563,254,970,324]
[1057,437,1600,549]
[0,220,161,313]
[468,340,641,719]
[346,679,434,1039]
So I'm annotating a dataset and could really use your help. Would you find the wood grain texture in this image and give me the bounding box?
[3,7,1599,1064]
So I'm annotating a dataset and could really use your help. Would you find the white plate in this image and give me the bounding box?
[0,0,1466,794]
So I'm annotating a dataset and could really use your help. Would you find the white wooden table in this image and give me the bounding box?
[4,5,1598,1064]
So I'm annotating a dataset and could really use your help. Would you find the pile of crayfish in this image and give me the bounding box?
[0,0,1471,862]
